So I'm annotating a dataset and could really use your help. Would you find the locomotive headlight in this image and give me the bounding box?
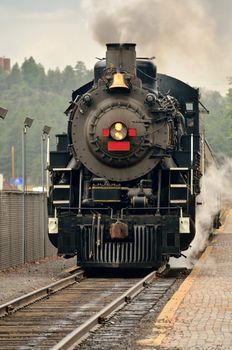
[110,122,127,140]
[115,123,123,131]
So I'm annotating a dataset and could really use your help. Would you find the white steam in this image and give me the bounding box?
[170,159,232,268]
[82,0,232,94]
[189,159,232,262]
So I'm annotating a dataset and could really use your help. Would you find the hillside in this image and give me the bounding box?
[0,57,231,185]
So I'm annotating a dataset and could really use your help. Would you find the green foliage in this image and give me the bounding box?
[21,57,46,89]
[0,56,231,185]
[226,86,232,128]
[0,57,93,185]
[201,88,232,160]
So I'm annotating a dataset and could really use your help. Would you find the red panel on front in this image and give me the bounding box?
[108,141,130,151]
[128,128,137,137]
[103,128,110,137]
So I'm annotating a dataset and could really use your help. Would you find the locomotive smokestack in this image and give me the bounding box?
[106,43,136,75]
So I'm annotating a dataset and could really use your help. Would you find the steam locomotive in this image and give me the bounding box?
[48,43,208,270]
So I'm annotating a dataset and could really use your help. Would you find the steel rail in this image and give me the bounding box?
[0,269,84,318]
[51,270,157,350]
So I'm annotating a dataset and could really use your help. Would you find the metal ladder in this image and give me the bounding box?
[51,168,72,207]
[168,167,190,207]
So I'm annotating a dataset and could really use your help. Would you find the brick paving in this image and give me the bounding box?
[137,213,232,350]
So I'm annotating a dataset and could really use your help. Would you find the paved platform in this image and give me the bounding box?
[137,212,232,350]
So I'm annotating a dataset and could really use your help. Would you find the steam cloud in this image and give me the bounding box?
[82,0,232,94]
[169,159,232,268]
[189,159,232,263]
[170,159,232,268]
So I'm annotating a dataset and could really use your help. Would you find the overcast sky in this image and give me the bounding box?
[0,0,101,69]
[0,0,231,94]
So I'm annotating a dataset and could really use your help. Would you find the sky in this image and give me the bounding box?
[0,0,231,94]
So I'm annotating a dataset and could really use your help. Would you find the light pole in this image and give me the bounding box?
[22,117,34,263]
[22,117,34,193]
[41,125,51,194]
[41,125,51,258]
[0,106,8,120]
[0,107,8,191]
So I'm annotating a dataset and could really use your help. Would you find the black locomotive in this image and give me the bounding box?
[48,43,207,270]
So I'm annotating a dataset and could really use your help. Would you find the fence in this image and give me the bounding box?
[0,191,56,270]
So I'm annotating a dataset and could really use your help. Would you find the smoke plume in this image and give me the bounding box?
[82,0,232,94]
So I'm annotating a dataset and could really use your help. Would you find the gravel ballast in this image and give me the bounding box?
[0,256,76,304]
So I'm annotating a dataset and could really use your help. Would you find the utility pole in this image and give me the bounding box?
[11,146,15,179]
[22,117,34,263]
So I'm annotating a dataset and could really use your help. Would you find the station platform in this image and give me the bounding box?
[137,212,232,350]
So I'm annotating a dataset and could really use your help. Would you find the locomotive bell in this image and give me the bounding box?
[109,72,129,90]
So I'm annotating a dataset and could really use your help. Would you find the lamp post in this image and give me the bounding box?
[41,125,51,194]
[22,117,34,263]
[0,106,8,120]
[41,125,51,258]
[22,117,34,193]
[0,107,8,191]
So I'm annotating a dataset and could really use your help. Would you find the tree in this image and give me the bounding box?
[7,63,23,86]
[61,65,76,92]
[0,65,7,89]
[21,57,46,88]
[75,61,93,87]
[226,81,232,139]
[47,68,61,92]
[201,89,232,158]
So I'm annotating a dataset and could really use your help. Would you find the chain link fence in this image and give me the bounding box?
[0,191,56,270]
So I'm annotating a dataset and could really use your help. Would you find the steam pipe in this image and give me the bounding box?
[156,169,162,215]
[96,214,101,247]
[190,133,193,195]
[78,168,83,215]
[46,134,50,196]
[91,214,96,259]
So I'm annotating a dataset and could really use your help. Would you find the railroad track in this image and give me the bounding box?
[76,271,184,350]
[0,269,169,350]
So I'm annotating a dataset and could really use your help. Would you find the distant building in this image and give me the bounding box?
[0,57,11,71]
